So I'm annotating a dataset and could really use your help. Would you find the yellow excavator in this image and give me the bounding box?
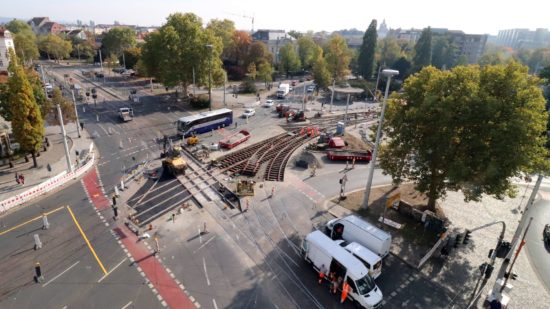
[187,134,199,146]
[162,145,187,176]
[236,180,255,196]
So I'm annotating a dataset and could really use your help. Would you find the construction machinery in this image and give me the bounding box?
[187,134,199,146]
[162,145,187,176]
[235,180,255,196]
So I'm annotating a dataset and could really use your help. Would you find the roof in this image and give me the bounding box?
[29,17,49,27]
[342,215,391,241]
[345,242,381,263]
[177,108,233,123]
[306,230,368,279]
[329,137,345,147]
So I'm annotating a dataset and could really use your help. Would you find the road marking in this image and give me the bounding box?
[121,301,133,309]
[198,227,202,244]
[42,261,80,287]
[0,205,65,236]
[202,257,211,286]
[212,299,218,309]
[193,235,216,254]
[97,123,109,135]
[66,206,108,274]
[98,257,128,282]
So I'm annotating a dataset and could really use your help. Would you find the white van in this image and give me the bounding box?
[327,215,392,258]
[335,240,383,279]
[302,231,383,308]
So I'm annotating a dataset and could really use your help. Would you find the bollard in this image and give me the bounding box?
[34,234,42,250]
[108,127,112,135]
[114,186,119,196]
[119,141,123,149]
[83,106,86,113]
[120,180,125,190]
[42,215,50,230]
[96,114,99,122]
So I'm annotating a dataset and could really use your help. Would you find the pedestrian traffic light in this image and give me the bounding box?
[463,229,472,245]
[496,241,511,258]
[484,264,494,279]
[454,233,464,248]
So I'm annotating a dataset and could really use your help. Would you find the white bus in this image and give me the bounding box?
[176,108,233,137]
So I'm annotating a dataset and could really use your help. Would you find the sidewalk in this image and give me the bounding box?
[0,122,92,204]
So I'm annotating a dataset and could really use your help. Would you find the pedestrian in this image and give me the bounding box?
[20,174,25,185]
[203,222,208,234]
[235,121,238,129]
[15,172,20,184]
[35,262,44,283]
[271,187,275,198]
[172,213,176,223]
[331,275,339,294]
[244,199,249,212]
[341,281,350,303]
[352,157,356,169]
[318,264,326,284]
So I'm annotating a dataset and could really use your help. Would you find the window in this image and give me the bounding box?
[346,277,358,295]
[354,254,371,269]
[355,274,376,295]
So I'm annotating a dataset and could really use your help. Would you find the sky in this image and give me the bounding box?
[2,0,548,35]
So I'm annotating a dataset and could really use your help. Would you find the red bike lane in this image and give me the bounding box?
[82,169,196,309]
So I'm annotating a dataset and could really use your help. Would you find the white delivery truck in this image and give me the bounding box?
[302,230,383,308]
[118,107,134,122]
[335,240,383,279]
[276,83,290,98]
[326,215,392,258]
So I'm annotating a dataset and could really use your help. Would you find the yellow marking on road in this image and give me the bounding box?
[0,205,65,236]
[66,205,107,274]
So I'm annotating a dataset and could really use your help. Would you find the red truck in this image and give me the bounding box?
[327,150,372,162]
[219,130,251,149]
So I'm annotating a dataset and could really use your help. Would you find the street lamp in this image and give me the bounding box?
[205,44,213,111]
[362,69,399,209]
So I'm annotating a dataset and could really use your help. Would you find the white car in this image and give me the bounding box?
[263,100,274,107]
[242,108,256,118]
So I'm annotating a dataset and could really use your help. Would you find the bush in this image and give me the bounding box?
[190,94,210,109]
[240,78,257,94]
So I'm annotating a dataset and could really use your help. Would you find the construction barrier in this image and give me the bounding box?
[0,146,95,215]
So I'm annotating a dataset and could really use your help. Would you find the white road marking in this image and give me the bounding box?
[42,261,80,287]
[121,301,133,309]
[198,227,202,244]
[193,236,216,254]
[97,124,109,135]
[98,257,128,282]
[212,299,219,309]
[202,257,211,286]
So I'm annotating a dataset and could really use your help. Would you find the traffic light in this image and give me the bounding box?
[463,229,472,245]
[496,241,511,258]
[484,264,494,279]
[504,271,518,280]
[454,234,464,248]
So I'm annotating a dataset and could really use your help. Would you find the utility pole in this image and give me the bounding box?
[329,79,335,113]
[56,104,73,173]
[192,67,196,96]
[343,93,350,129]
[71,90,81,138]
[207,45,213,111]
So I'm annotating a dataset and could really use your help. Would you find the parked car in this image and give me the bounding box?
[112,67,126,74]
[263,99,274,107]
[121,69,135,76]
[544,224,550,245]
[307,85,316,93]
[242,108,256,118]
[95,72,105,78]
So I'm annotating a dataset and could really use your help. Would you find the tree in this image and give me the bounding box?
[5,19,32,34]
[278,43,301,76]
[379,62,550,210]
[229,30,252,67]
[357,19,377,79]
[287,30,302,40]
[50,88,76,125]
[7,50,44,168]
[72,39,96,60]
[101,27,136,60]
[297,36,319,70]
[378,37,402,69]
[539,65,550,82]
[324,34,351,81]
[478,51,507,66]
[247,62,257,80]
[413,27,432,71]
[13,31,39,65]
[25,68,51,118]
[119,47,141,69]
[206,19,236,59]
[246,41,273,68]
[431,36,456,69]
[38,34,72,61]
[140,13,224,99]
[257,60,273,87]
[105,53,119,69]
[312,47,331,89]
[393,57,412,80]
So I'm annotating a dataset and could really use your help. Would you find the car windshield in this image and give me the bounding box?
[355,274,376,295]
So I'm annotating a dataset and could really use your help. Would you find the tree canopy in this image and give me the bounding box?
[50,88,76,125]
[278,43,301,76]
[101,27,136,57]
[140,13,224,97]
[38,34,72,61]
[358,19,377,79]
[6,49,44,167]
[312,47,331,89]
[413,27,432,71]
[206,19,236,59]
[297,36,319,70]
[13,31,39,64]
[379,62,550,209]
[324,34,351,81]
[5,19,32,34]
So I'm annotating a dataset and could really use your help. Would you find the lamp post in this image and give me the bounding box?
[205,44,213,111]
[362,69,399,209]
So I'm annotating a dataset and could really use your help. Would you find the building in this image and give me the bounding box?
[378,19,389,39]
[496,28,550,49]
[28,17,65,35]
[0,28,15,73]
[60,29,88,41]
[251,29,294,63]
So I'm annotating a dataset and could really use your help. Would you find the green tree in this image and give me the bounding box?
[357,19,377,79]
[140,13,224,99]
[257,60,273,87]
[38,34,72,61]
[119,46,141,69]
[478,51,507,66]
[379,63,550,210]
[246,41,273,68]
[312,48,331,89]
[297,36,319,70]
[13,31,39,64]
[413,27,432,71]
[324,34,351,81]
[278,43,301,76]
[539,65,550,83]
[431,36,456,69]
[378,37,402,68]
[247,62,257,80]
[5,19,32,34]
[105,53,120,69]
[287,30,302,40]
[206,19,236,59]
[25,68,51,118]
[101,27,136,62]
[72,39,96,60]
[7,50,44,167]
[50,88,76,125]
